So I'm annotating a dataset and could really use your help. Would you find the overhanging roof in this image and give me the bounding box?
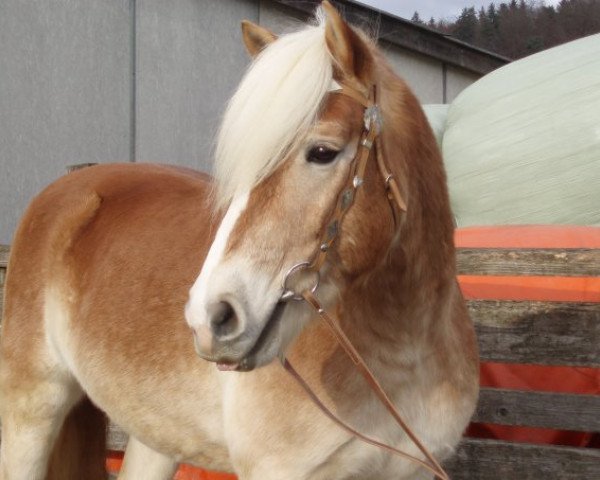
[273,0,510,75]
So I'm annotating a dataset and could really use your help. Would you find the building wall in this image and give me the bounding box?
[135,0,257,169]
[0,0,485,243]
[446,65,481,103]
[382,44,445,103]
[0,0,132,244]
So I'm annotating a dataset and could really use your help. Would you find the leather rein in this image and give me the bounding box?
[279,84,450,480]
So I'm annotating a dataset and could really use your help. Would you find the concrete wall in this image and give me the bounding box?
[0,0,258,243]
[0,0,483,243]
[135,0,256,169]
[446,65,481,103]
[0,0,132,244]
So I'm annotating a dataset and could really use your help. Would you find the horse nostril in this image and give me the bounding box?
[209,301,238,338]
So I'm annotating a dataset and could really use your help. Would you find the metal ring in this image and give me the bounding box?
[385,173,394,186]
[281,261,320,302]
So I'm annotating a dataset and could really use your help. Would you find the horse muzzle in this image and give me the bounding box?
[187,295,287,372]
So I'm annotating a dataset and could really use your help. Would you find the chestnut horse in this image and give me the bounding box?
[0,3,478,479]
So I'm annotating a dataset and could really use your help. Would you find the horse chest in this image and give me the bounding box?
[221,366,460,479]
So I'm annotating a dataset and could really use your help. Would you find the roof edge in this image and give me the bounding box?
[272,0,511,75]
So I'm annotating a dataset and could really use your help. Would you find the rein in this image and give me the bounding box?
[280,85,450,480]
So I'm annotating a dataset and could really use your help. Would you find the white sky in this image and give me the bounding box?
[356,0,562,22]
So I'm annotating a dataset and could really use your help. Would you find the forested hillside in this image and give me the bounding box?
[411,0,600,59]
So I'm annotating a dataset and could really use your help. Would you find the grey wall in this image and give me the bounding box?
[135,0,256,168]
[446,65,481,103]
[0,0,258,243]
[0,0,132,244]
[0,0,483,244]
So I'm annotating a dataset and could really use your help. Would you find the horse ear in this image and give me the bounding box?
[241,20,277,57]
[322,1,373,86]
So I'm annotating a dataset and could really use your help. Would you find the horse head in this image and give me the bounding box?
[185,1,452,372]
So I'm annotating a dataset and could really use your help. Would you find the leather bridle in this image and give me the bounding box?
[280,84,450,480]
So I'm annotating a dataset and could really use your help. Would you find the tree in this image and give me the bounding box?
[425,0,600,59]
[487,2,498,22]
[453,7,478,43]
[411,11,424,24]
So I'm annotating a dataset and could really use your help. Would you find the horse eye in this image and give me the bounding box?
[306,145,339,164]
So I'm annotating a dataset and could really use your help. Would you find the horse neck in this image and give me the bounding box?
[340,237,456,346]
[340,60,458,365]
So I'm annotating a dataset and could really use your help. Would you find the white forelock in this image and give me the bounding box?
[213,11,333,209]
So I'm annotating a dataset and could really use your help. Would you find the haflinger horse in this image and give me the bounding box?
[0,2,478,479]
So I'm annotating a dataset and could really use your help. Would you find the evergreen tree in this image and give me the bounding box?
[411,11,424,24]
[478,6,497,51]
[487,3,499,26]
[424,0,600,59]
[453,7,478,43]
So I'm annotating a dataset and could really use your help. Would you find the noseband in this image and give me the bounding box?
[280,84,450,480]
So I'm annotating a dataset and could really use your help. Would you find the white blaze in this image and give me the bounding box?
[185,191,249,329]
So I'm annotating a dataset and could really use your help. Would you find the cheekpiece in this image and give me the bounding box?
[364,105,383,134]
[341,189,354,211]
[326,220,339,240]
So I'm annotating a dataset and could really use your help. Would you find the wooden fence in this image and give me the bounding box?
[444,245,600,478]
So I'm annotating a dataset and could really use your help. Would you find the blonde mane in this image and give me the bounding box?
[214,12,333,208]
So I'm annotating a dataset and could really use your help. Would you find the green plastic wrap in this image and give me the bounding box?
[440,33,600,227]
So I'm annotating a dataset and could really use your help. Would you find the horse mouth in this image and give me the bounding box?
[216,301,286,372]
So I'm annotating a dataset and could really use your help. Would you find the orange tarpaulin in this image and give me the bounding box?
[455,225,600,249]
[460,275,600,302]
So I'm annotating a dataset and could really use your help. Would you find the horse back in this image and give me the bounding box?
[2,162,216,383]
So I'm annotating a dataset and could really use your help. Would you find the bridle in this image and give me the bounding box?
[281,83,405,302]
[279,84,450,480]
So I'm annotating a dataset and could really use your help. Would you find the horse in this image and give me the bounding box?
[0,2,479,479]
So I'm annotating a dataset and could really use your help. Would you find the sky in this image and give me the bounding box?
[356,0,562,22]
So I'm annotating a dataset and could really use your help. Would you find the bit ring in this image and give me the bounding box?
[281,261,320,302]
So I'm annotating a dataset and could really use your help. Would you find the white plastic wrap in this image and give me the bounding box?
[441,33,600,227]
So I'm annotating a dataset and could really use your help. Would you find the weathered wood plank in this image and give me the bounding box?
[474,388,600,431]
[445,438,600,479]
[469,300,600,367]
[0,245,9,269]
[107,422,128,451]
[457,248,600,276]
[66,162,98,173]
